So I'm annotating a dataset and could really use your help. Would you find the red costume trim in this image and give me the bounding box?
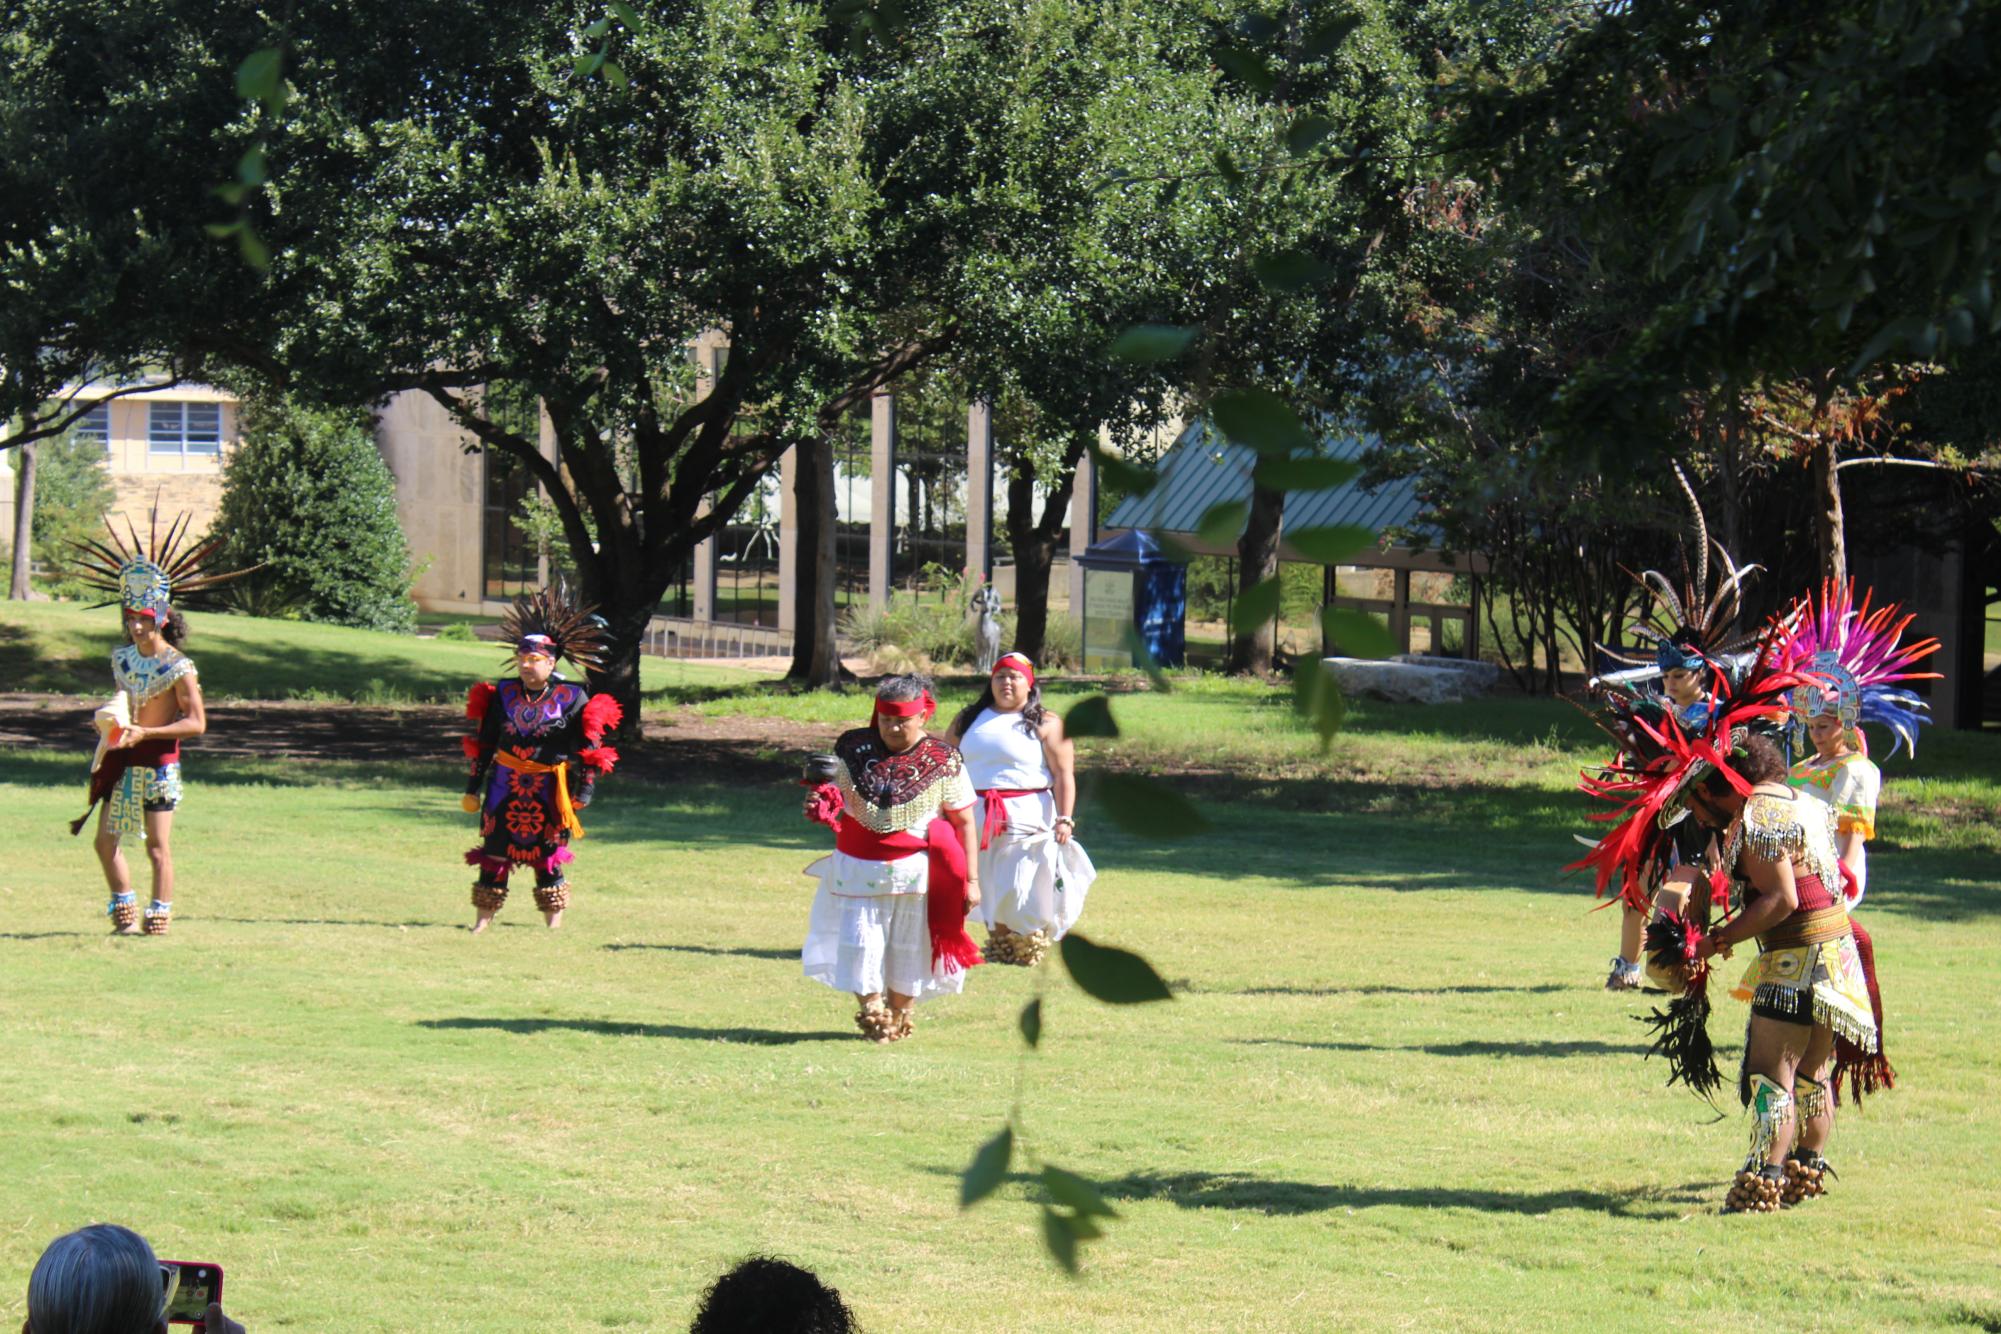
[831,814,982,975]
[467,681,497,722]
[976,787,1046,849]
[577,745,619,774]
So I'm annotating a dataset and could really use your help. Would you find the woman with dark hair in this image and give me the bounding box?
[946,653,1093,966]
[800,674,981,1042]
[23,1223,244,1334]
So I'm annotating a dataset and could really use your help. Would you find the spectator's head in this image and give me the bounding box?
[24,1224,168,1334]
[690,1256,857,1334]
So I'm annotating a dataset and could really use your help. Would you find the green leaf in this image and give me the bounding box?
[610,0,642,26]
[1092,446,1157,498]
[1116,624,1172,692]
[1292,658,1346,752]
[1251,457,1355,493]
[1193,499,1248,545]
[1210,388,1312,455]
[1108,324,1197,364]
[237,146,268,186]
[1286,115,1337,156]
[237,226,271,271]
[1060,931,1176,1003]
[1321,606,1394,658]
[584,17,612,38]
[211,183,250,206]
[1252,250,1333,292]
[1213,44,1275,94]
[1227,575,1282,636]
[1041,1205,1079,1274]
[960,1125,1013,1208]
[573,49,607,77]
[1043,1166,1119,1218]
[1303,12,1363,58]
[1213,149,1243,188]
[235,48,283,106]
[1018,998,1042,1047]
[601,59,629,89]
[1285,523,1374,562]
[203,220,243,239]
[1064,696,1120,739]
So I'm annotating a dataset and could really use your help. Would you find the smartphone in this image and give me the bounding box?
[161,1261,223,1326]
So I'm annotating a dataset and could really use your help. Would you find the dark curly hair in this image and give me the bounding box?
[689,1256,858,1334]
[1697,732,1785,795]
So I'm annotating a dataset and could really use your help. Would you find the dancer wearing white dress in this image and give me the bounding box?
[946,652,1094,966]
[800,674,982,1043]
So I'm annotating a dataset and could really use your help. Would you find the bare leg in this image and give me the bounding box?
[1795,1027,1836,1153]
[95,815,131,896]
[1620,903,1645,965]
[1743,1014,1813,1168]
[145,808,175,904]
[887,989,915,1039]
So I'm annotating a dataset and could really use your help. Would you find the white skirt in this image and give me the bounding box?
[973,797,1095,938]
[801,851,965,1001]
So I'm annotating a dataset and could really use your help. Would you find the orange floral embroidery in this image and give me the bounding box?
[504,799,546,839]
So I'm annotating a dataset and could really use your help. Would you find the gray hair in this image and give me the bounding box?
[874,673,932,705]
[26,1224,166,1334]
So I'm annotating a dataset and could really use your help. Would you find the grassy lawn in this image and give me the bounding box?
[0,602,756,703]
[1,607,1998,1330]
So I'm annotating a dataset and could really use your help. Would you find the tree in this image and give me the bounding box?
[8,442,34,600]
[214,397,417,632]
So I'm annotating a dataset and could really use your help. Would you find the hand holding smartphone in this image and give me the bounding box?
[160,1262,223,1327]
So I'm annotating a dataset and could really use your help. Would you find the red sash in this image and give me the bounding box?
[975,787,1046,850]
[833,814,982,974]
[71,737,181,836]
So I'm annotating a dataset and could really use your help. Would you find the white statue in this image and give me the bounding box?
[970,585,1003,674]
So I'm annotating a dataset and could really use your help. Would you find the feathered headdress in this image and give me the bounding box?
[1569,652,1809,911]
[1595,464,1762,686]
[66,503,254,617]
[499,585,610,675]
[1768,580,1941,759]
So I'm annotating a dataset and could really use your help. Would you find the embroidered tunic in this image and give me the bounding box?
[1788,752,1881,841]
[465,677,608,875]
[102,645,196,838]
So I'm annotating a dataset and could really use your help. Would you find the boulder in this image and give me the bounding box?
[1391,653,1501,694]
[1321,656,1491,704]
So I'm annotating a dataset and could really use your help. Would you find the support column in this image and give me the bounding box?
[1067,447,1098,615]
[778,445,799,633]
[691,339,724,624]
[869,392,896,608]
[1391,567,1412,654]
[966,400,993,586]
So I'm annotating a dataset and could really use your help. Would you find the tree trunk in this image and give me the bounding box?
[1226,482,1283,676]
[1811,436,1846,586]
[589,600,654,746]
[9,441,37,600]
[787,433,844,686]
[1001,440,1083,664]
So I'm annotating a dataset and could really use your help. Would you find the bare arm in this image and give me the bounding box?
[1703,847,1799,956]
[1835,829,1867,896]
[944,803,979,908]
[1039,714,1077,844]
[131,675,207,742]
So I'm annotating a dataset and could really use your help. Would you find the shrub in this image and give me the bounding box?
[214,397,417,632]
[28,432,116,597]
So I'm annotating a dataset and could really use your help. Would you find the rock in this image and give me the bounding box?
[1320,657,1489,704]
[1390,653,1501,693]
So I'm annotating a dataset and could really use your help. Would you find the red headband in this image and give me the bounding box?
[874,691,936,720]
[992,653,1036,689]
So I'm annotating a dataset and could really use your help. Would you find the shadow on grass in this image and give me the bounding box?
[417,1017,849,1044]
[602,943,796,960]
[1196,983,1575,997]
[1233,1037,1654,1058]
[1093,1168,1713,1219]
[0,930,98,941]
[203,916,509,932]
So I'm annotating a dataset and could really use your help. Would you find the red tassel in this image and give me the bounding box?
[577,745,618,774]
[460,735,482,761]
[924,817,983,974]
[463,847,487,867]
[467,681,496,722]
[1834,918,1896,1105]
[803,782,845,830]
[581,694,624,744]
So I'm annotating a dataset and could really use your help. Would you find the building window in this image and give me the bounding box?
[149,402,223,456]
[73,404,111,450]
[482,449,538,601]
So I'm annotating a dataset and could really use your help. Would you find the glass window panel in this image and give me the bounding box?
[75,404,111,448]
[184,402,221,453]
[149,403,185,453]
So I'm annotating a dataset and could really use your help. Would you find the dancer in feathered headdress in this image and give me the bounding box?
[1571,650,1882,1214]
[64,505,253,936]
[460,586,623,932]
[1588,466,1763,990]
[1754,581,1939,1179]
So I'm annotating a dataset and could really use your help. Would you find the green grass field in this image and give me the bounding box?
[1,606,1998,1331]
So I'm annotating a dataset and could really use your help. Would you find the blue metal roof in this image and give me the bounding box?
[1103,421,1435,560]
